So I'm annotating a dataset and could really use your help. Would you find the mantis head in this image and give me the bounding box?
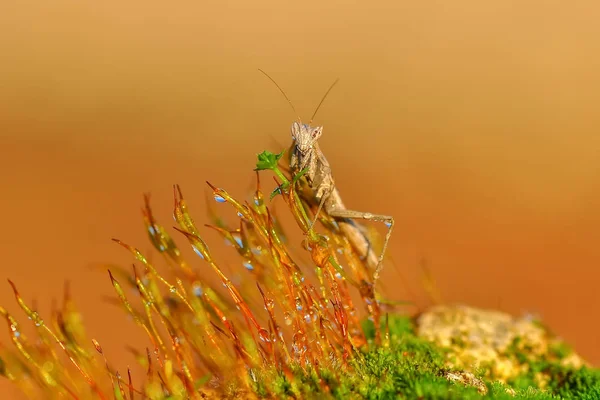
[291,122,323,154]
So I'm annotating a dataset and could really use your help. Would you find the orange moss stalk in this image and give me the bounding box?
[1,149,390,399]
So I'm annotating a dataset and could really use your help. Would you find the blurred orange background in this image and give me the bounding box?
[1,1,599,398]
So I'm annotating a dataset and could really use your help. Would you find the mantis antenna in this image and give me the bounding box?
[309,78,339,124]
[258,69,301,123]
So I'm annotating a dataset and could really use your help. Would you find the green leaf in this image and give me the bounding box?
[270,182,290,200]
[270,186,282,200]
[292,167,309,184]
[255,149,285,171]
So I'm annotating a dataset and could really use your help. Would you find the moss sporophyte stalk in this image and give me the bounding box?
[1,149,599,399]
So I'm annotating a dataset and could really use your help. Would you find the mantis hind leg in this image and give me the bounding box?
[325,208,394,283]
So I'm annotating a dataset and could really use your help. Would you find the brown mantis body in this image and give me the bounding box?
[260,70,395,283]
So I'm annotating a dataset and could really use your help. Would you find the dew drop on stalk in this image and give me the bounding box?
[237,211,244,218]
[265,298,275,311]
[169,286,176,293]
[243,261,254,271]
[335,272,342,279]
[295,297,303,311]
[192,246,205,259]
[214,194,226,203]
[192,283,203,297]
[251,246,262,255]
[232,234,243,248]
[258,328,271,343]
[385,221,392,228]
[283,311,292,326]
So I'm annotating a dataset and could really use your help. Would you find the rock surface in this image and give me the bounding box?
[415,304,587,388]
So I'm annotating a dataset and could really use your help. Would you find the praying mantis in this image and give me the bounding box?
[259,70,395,283]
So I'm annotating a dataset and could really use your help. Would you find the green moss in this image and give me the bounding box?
[547,366,600,399]
[256,315,600,399]
[548,342,573,360]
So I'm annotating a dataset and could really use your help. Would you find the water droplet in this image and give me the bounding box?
[214,194,226,203]
[385,221,392,228]
[295,298,303,311]
[335,272,342,279]
[265,298,275,310]
[192,246,205,259]
[337,248,344,254]
[243,261,254,271]
[254,198,261,206]
[14,331,20,338]
[169,286,177,293]
[192,284,203,297]
[148,226,156,235]
[304,314,311,323]
[258,328,271,343]
[232,235,243,248]
[237,211,244,218]
[283,311,292,326]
